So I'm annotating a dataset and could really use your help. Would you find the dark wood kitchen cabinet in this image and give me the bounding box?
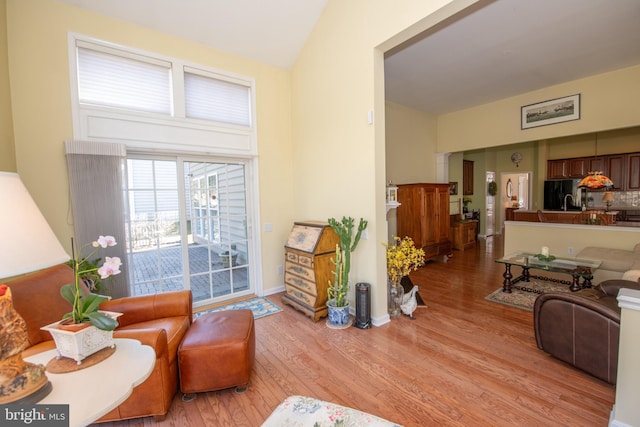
[463,160,474,195]
[626,153,640,190]
[548,152,640,189]
[547,159,567,179]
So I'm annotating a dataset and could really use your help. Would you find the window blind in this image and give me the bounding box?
[184,71,252,127]
[77,46,172,115]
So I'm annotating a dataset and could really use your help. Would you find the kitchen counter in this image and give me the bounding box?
[509,209,617,225]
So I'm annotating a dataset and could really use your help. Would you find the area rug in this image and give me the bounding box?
[485,281,572,311]
[195,297,282,320]
[261,395,401,427]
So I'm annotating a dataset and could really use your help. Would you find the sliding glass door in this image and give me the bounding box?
[125,156,253,306]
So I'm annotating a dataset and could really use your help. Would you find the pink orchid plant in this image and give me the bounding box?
[61,235,122,331]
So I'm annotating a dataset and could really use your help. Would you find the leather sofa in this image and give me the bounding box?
[8,264,192,422]
[576,243,640,283]
[533,279,640,384]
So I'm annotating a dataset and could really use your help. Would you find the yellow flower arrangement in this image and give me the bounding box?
[384,236,426,284]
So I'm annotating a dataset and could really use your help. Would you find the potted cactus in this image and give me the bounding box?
[326,216,368,327]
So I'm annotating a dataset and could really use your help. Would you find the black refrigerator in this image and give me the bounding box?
[543,179,583,210]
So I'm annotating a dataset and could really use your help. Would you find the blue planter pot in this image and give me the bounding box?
[326,300,350,327]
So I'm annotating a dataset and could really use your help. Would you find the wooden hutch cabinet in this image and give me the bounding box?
[450,219,478,251]
[281,221,339,321]
[397,183,452,261]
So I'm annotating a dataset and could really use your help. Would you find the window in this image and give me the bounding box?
[184,68,251,126]
[69,35,261,305]
[191,172,221,243]
[73,37,254,129]
[77,42,172,115]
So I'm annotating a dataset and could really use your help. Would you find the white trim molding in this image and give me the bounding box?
[617,288,640,311]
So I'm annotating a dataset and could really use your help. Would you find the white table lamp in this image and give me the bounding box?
[0,172,70,404]
[0,172,70,278]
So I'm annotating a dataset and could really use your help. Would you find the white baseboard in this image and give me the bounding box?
[264,285,285,296]
[265,286,390,326]
[372,314,390,326]
[610,405,633,427]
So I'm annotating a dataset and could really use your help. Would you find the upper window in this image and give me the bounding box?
[75,39,253,128]
[185,68,251,127]
[77,42,172,115]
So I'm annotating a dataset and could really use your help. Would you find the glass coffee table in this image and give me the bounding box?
[495,252,601,293]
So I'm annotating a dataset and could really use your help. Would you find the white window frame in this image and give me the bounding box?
[68,33,258,156]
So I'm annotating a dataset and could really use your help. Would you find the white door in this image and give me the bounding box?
[486,171,496,236]
[125,157,254,307]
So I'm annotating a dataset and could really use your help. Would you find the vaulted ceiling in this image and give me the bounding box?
[57,0,640,115]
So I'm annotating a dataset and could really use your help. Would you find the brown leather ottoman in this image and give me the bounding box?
[178,309,255,397]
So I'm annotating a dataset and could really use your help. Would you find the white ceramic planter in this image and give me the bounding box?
[41,311,122,365]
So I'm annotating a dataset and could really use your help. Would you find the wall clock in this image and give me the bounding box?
[511,152,522,167]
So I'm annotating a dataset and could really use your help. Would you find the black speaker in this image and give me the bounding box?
[355,282,371,329]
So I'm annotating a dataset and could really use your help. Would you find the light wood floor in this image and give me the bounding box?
[98,235,615,426]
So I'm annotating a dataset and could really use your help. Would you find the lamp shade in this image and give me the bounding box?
[602,191,615,203]
[578,171,614,189]
[0,172,69,278]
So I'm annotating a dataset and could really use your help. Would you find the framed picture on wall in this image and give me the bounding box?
[521,94,580,129]
[449,182,458,196]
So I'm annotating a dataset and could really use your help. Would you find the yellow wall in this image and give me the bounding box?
[438,65,640,153]
[0,0,15,172]
[615,300,640,424]
[291,0,469,319]
[385,101,438,240]
[6,0,294,293]
[547,126,640,159]
[385,101,437,184]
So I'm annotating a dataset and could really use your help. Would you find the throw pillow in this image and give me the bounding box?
[622,269,640,283]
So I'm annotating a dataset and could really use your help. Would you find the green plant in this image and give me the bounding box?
[327,216,368,307]
[61,236,122,331]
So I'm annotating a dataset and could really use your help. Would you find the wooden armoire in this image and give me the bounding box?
[396,183,452,261]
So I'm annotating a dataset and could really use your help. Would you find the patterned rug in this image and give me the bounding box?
[485,281,572,311]
[195,297,282,319]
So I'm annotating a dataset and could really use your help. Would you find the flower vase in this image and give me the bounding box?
[388,280,404,318]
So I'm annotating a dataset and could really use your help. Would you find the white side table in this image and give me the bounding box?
[25,338,155,427]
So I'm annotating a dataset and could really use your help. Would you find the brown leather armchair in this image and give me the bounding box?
[534,279,640,384]
[8,264,192,422]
